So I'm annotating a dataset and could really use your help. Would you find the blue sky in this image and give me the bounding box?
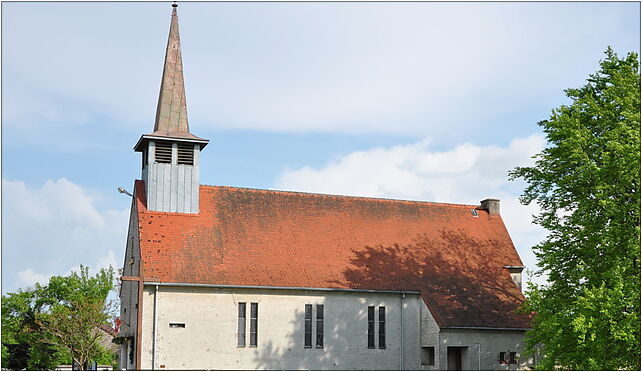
[2,1,640,293]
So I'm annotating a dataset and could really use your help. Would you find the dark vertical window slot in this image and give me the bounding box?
[142,149,148,169]
[316,304,324,348]
[238,302,246,347]
[250,303,258,347]
[378,306,386,349]
[128,338,135,364]
[304,304,312,348]
[367,306,375,349]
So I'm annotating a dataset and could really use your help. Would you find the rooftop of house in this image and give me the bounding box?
[133,180,531,329]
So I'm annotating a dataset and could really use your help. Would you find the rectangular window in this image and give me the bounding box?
[238,302,246,347]
[509,352,517,364]
[169,323,185,328]
[177,143,194,165]
[304,304,312,348]
[499,352,507,364]
[316,304,324,348]
[378,306,386,349]
[421,347,435,366]
[154,141,172,163]
[249,303,258,347]
[142,150,148,169]
[367,306,375,349]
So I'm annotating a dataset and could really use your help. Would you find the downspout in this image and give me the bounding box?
[477,343,481,370]
[152,285,159,370]
[135,280,143,370]
[400,293,405,370]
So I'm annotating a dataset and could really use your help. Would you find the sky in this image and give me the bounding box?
[2,1,640,294]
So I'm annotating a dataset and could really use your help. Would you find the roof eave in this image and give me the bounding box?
[142,281,421,295]
[134,134,210,152]
[440,326,531,331]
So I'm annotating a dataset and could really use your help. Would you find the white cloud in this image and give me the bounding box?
[2,2,639,137]
[17,268,50,288]
[2,178,129,293]
[276,134,550,285]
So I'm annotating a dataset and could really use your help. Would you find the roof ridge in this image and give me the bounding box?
[199,184,481,208]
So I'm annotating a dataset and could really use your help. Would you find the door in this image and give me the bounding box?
[447,346,467,371]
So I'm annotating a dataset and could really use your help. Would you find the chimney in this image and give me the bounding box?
[480,198,500,215]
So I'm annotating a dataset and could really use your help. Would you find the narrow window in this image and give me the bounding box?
[249,303,258,347]
[367,306,375,349]
[378,306,386,349]
[142,149,148,169]
[304,304,312,348]
[238,302,246,347]
[169,323,185,328]
[316,304,324,348]
[499,352,507,364]
[509,352,517,364]
[177,143,194,165]
[155,141,172,163]
[421,347,435,366]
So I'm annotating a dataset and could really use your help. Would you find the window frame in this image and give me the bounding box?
[378,306,386,349]
[367,306,375,349]
[237,302,246,347]
[249,302,258,347]
[304,304,312,348]
[316,304,324,348]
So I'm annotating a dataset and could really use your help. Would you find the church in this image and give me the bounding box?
[118,5,531,370]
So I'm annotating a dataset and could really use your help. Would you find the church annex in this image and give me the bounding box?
[118,5,531,370]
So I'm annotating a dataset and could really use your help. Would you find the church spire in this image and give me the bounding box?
[133,3,208,215]
[153,3,190,137]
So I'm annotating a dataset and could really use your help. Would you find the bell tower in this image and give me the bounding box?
[134,3,208,214]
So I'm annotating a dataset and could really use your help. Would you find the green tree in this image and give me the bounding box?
[510,48,640,370]
[1,286,66,370]
[1,266,118,370]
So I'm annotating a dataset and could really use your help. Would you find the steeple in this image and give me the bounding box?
[134,3,208,214]
[153,3,191,138]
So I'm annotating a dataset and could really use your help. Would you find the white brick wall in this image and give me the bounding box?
[140,286,422,370]
[130,285,527,370]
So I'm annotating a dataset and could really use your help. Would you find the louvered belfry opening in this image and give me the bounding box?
[177,143,194,165]
[155,141,172,163]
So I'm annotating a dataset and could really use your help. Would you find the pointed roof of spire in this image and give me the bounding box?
[135,3,208,151]
[153,4,191,137]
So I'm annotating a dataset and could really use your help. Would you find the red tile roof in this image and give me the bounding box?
[134,180,531,329]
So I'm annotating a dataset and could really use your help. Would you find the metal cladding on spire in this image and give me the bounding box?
[133,4,208,153]
[153,5,193,138]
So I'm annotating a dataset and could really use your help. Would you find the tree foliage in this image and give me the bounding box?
[2,266,118,370]
[510,48,640,370]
